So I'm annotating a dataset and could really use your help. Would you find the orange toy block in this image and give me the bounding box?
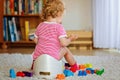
[79,64,86,70]
[56,74,65,79]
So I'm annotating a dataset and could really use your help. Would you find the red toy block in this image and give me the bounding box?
[86,70,91,74]
[16,72,25,77]
[70,67,76,73]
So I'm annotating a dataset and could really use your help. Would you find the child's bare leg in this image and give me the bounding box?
[59,47,76,65]
[59,47,78,72]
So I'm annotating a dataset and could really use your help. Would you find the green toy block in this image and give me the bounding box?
[96,69,104,76]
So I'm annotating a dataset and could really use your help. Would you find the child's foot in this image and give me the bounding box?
[70,63,78,73]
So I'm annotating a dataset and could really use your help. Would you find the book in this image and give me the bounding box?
[25,0,29,14]
[8,20,15,42]
[14,0,19,15]
[38,0,43,13]
[19,0,22,15]
[10,0,14,14]
[25,21,30,41]
[6,0,11,14]
[15,17,22,40]
[12,17,19,41]
[3,17,8,41]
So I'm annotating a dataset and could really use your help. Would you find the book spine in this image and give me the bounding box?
[3,17,7,41]
[14,0,18,15]
[10,0,14,14]
[25,21,29,41]
[8,20,15,42]
[38,0,42,13]
[12,17,19,41]
[6,0,11,14]
[19,0,22,15]
[25,0,29,14]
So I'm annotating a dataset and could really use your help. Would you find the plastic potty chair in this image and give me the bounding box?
[33,54,63,79]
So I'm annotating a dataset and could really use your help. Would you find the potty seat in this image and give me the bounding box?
[33,54,63,79]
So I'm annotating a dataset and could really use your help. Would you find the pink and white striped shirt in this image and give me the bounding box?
[32,22,67,60]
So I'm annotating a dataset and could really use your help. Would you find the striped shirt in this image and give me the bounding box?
[32,22,67,60]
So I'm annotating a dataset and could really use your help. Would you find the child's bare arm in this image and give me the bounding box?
[59,34,78,47]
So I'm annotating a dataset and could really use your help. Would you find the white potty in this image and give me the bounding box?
[33,54,63,79]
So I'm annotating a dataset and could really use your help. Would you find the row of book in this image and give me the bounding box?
[4,0,43,15]
[3,17,31,42]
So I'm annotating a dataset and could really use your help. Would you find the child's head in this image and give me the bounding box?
[40,0,65,23]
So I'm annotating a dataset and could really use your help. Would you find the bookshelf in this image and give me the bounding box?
[0,0,47,49]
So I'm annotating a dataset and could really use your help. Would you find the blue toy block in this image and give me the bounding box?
[63,69,74,77]
[82,70,87,76]
[78,70,83,76]
[78,70,87,76]
[63,69,68,76]
[86,68,92,70]
[91,69,95,74]
[9,68,16,78]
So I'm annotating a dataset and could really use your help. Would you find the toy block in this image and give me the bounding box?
[78,70,83,76]
[79,64,86,70]
[85,63,92,68]
[91,69,95,74]
[63,69,74,77]
[65,63,71,69]
[94,69,99,73]
[22,71,33,77]
[65,63,70,67]
[86,68,93,74]
[9,68,16,78]
[96,69,104,76]
[70,67,77,73]
[78,70,87,76]
[82,70,87,76]
[16,71,25,77]
[86,70,91,74]
[56,74,65,79]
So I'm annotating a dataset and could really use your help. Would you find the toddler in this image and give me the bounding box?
[32,0,78,73]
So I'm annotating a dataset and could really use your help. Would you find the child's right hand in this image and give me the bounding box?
[69,34,78,41]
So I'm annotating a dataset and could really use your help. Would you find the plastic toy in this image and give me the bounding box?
[79,64,86,70]
[86,69,91,74]
[85,63,93,68]
[78,70,87,76]
[9,68,16,78]
[56,74,65,79]
[86,68,94,74]
[22,71,33,77]
[96,69,104,76]
[63,69,74,77]
[16,71,25,77]
[65,63,70,69]
[90,69,95,74]
[70,67,77,73]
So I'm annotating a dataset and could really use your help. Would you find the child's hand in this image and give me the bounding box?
[69,34,78,41]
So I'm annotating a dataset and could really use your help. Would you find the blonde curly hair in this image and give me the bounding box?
[40,0,65,22]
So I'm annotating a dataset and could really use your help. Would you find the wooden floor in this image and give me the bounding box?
[0,47,120,56]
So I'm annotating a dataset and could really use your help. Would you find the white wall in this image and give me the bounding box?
[62,0,92,31]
